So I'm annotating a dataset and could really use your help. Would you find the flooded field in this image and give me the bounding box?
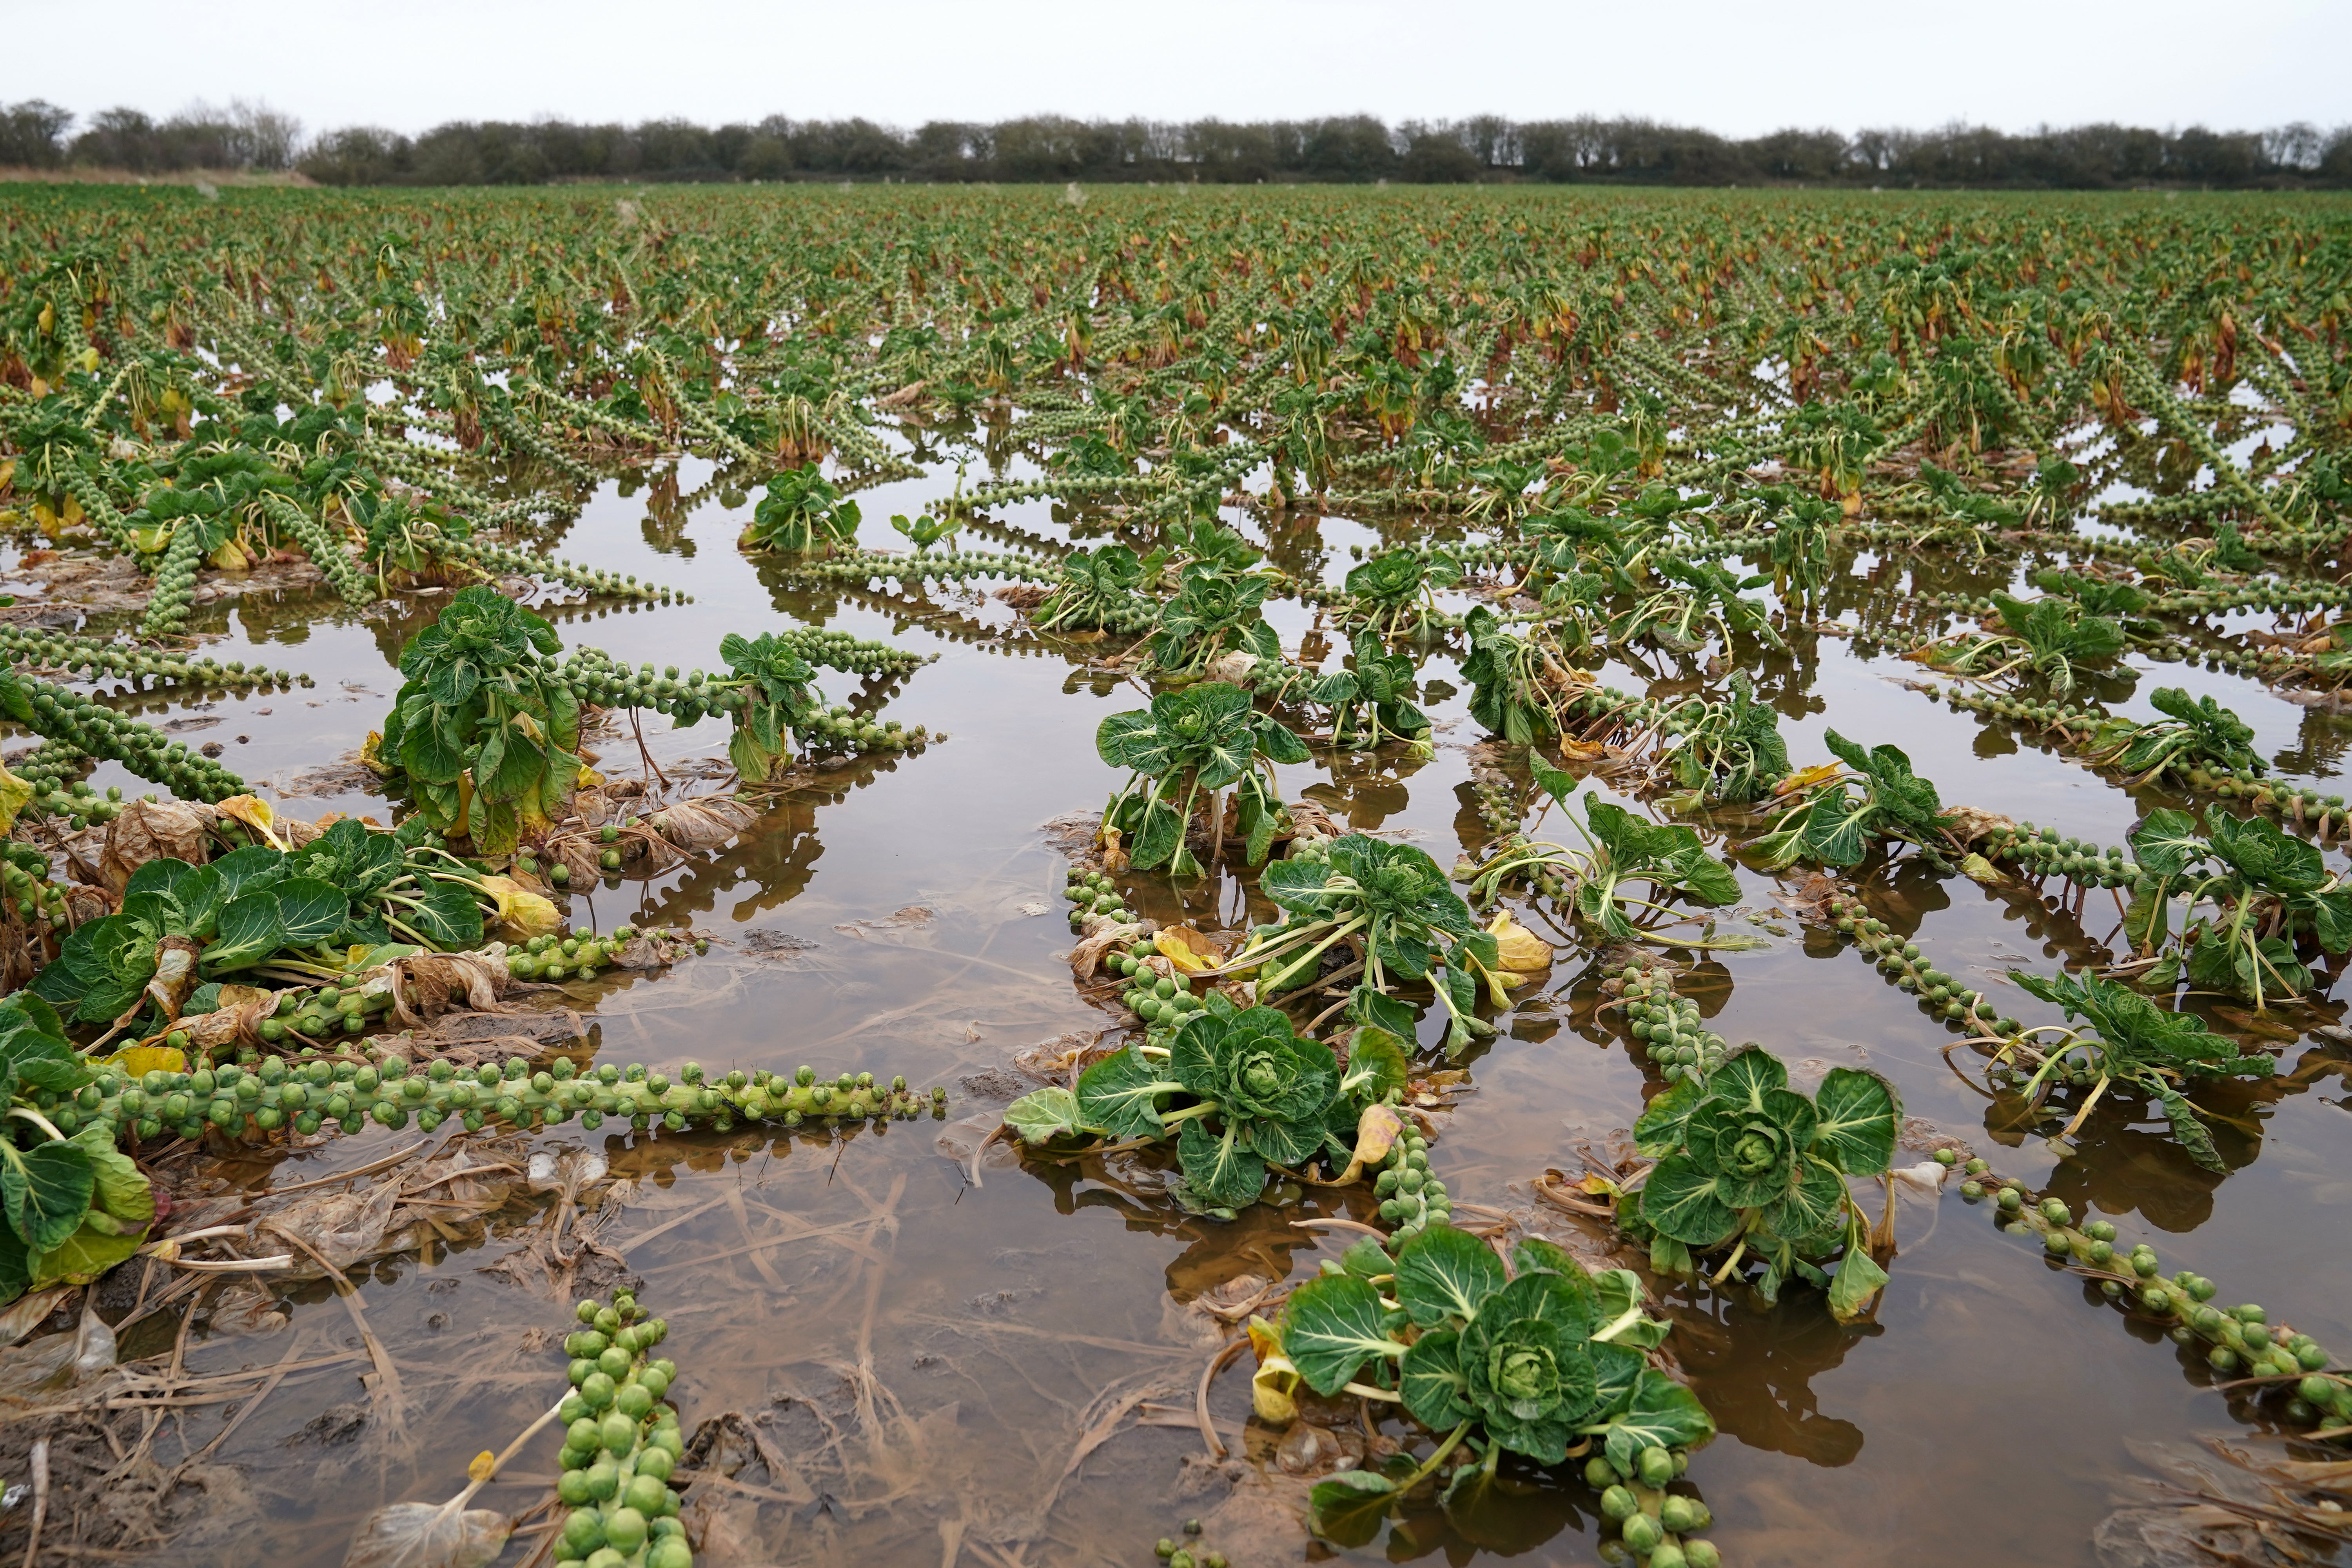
[0,184,2347,1568]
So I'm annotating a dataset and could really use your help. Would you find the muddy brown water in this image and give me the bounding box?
[6,440,2349,1568]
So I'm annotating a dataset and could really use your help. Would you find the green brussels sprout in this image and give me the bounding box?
[601,1508,649,1555]
[561,1509,605,1557]
[1661,1495,1711,1532]
[1637,1446,1677,1488]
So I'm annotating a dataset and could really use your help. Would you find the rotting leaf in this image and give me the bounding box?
[1308,1469,1396,1548]
[1155,925,1220,975]
[1334,1102,1403,1184]
[339,1501,512,1568]
[647,793,759,852]
[1004,1087,1091,1145]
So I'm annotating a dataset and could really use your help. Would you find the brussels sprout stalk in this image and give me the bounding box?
[1973,1171,2351,1442]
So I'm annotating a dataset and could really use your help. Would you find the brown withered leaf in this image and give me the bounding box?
[98,799,215,892]
[1774,872,1843,922]
[386,951,515,1026]
[177,983,296,1053]
[62,882,114,927]
[835,905,937,938]
[1942,804,2016,845]
[2096,1434,2352,1568]
[1069,920,1148,980]
[647,794,759,852]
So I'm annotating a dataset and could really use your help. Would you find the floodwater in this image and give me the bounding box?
[8,423,2350,1568]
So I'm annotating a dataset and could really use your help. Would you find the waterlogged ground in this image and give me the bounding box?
[12,428,2345,1568]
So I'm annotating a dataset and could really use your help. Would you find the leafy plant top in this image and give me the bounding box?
[1277,1224,1713,1517]
[1066,995,1346,1209]
[1097,683,1308,872]
[1629,1044,1899,1315]
[2009,967,2274,1170]
[743,465,861,552]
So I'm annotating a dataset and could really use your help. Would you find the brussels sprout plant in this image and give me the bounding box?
[1249,833,1498,1053]
[1460,760,1743,946]
[1748,730,1962,872]
[740,464,861,553]
[0,996,157,1308]
[2000,967,2275,1169]
[1622,1043,1902,1319]
[1912,591,2127,696]
[2084,686,2265,786]
[2118,806,2352,1005]
[1340,548,1460,638]
[1274,1225,1722,1561]
[1005,995,1383,1212]
[1097,683,1310,875]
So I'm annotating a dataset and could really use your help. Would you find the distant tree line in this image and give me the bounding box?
[0,99,301,175]
[5,100,2350,188]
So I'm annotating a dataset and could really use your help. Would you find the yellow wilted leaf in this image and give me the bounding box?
[357,732,392,775]
[1335,1102,1403,1184]
[479,875,561,937]
[1464,910,1552,1007]
[1774,762,1846,797]
[1485,911,1552,980]
[467,1450,497,1483]
[0,756,33,834]
[1244,1318,1301,1426]
[214,795,284,849]
[1251,1354,1302,1426]
[1154,926,1219,976]
[1960,853,2005,885]
[101,1044,187,1076]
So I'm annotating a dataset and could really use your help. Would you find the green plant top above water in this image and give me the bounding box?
[1097,682,1308,873]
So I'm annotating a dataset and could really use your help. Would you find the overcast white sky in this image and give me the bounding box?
[17,0,2349,138]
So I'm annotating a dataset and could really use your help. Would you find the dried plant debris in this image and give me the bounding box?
[2098,1435,2352,1568]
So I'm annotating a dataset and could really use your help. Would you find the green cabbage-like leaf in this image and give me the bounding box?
[1,1140,94,1252]
[1709,1045,1790,1112]
[1393,1222,1507,1327]
[1811,1066,1900,1175]
[1074,1048,1182,1140]
[1003,1087,1091,1145]
[1177,1117,1269,1208]
[1601,1368,1716,1476]
[1399,1328,1473,1431]
[1639,1153,1740,1247]
[203,892,287,971]
[272,877,352,946]
[1281,1272,1400,1396]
